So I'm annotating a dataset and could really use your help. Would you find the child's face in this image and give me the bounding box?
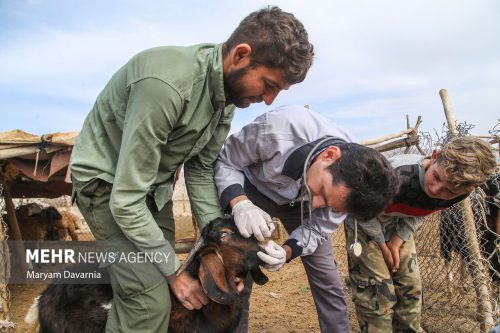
[423,151,468,200]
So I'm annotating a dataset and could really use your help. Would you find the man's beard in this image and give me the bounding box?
[224,67,251,108]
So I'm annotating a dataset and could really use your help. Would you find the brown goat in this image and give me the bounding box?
[6,203,79,241]
[27,216,269,333]
[5,203,46,241]
[45,208,80,241]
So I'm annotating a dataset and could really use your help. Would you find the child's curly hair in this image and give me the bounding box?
[436,137,497,193]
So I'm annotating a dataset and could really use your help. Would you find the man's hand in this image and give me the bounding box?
[379,242,394,272]
[387,234,405,273]
[257,240,286,272]
[167,271,209,310]
[232,199,275,241]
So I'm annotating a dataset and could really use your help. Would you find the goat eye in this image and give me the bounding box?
[220,230,235,239]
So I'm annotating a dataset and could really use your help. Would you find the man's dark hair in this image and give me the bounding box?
[224,6,314,84]
[327,143,399,221]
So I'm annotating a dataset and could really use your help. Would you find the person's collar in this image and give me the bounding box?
[282,137,347,181]
[209,43,228,110]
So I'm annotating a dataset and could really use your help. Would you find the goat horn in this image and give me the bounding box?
[176,236,206,276]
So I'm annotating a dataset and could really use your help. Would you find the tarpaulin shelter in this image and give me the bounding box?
[0,130,79,289]
[0,130,79,326]
[0,129,78,198]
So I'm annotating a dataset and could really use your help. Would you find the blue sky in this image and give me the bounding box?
[1,0,499,141]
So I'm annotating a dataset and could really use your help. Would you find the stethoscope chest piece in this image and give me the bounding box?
[350,241,362,257]
[350,218,363,257]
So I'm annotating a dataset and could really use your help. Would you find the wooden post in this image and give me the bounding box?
[495,211,500,237]
[175,240,195,254]
[0,184,13,331]
[439,89,494,331]
[439,89,458,137]
[0,176,31,278]
[462,200,495,332]
[361,116,422,153]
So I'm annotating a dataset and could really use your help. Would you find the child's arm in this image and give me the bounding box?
[385,217,421,273]
[395,216,424,243]
[379,242,395,272]
[357,217,395,271]
[357,217,385,245]
[386,233,405,273]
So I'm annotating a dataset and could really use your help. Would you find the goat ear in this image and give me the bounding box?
[198,250,238,304]
[250,266,269,285]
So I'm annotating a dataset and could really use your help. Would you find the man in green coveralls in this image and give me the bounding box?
[70,6,314,332]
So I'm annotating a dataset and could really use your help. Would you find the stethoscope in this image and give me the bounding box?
[300,137,362,257]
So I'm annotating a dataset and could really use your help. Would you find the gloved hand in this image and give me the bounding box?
[257,240,286,272]
[232,199,275,241]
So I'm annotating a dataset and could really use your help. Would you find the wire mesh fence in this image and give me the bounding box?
[0,184,15,332]
[416,185,500,332]
[398,124,499,332]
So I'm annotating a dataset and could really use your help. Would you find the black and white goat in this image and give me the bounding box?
[25,216,269,333]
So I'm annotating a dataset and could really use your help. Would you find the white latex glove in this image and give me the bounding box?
[232,200,275,241]
[257,240,286,272]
